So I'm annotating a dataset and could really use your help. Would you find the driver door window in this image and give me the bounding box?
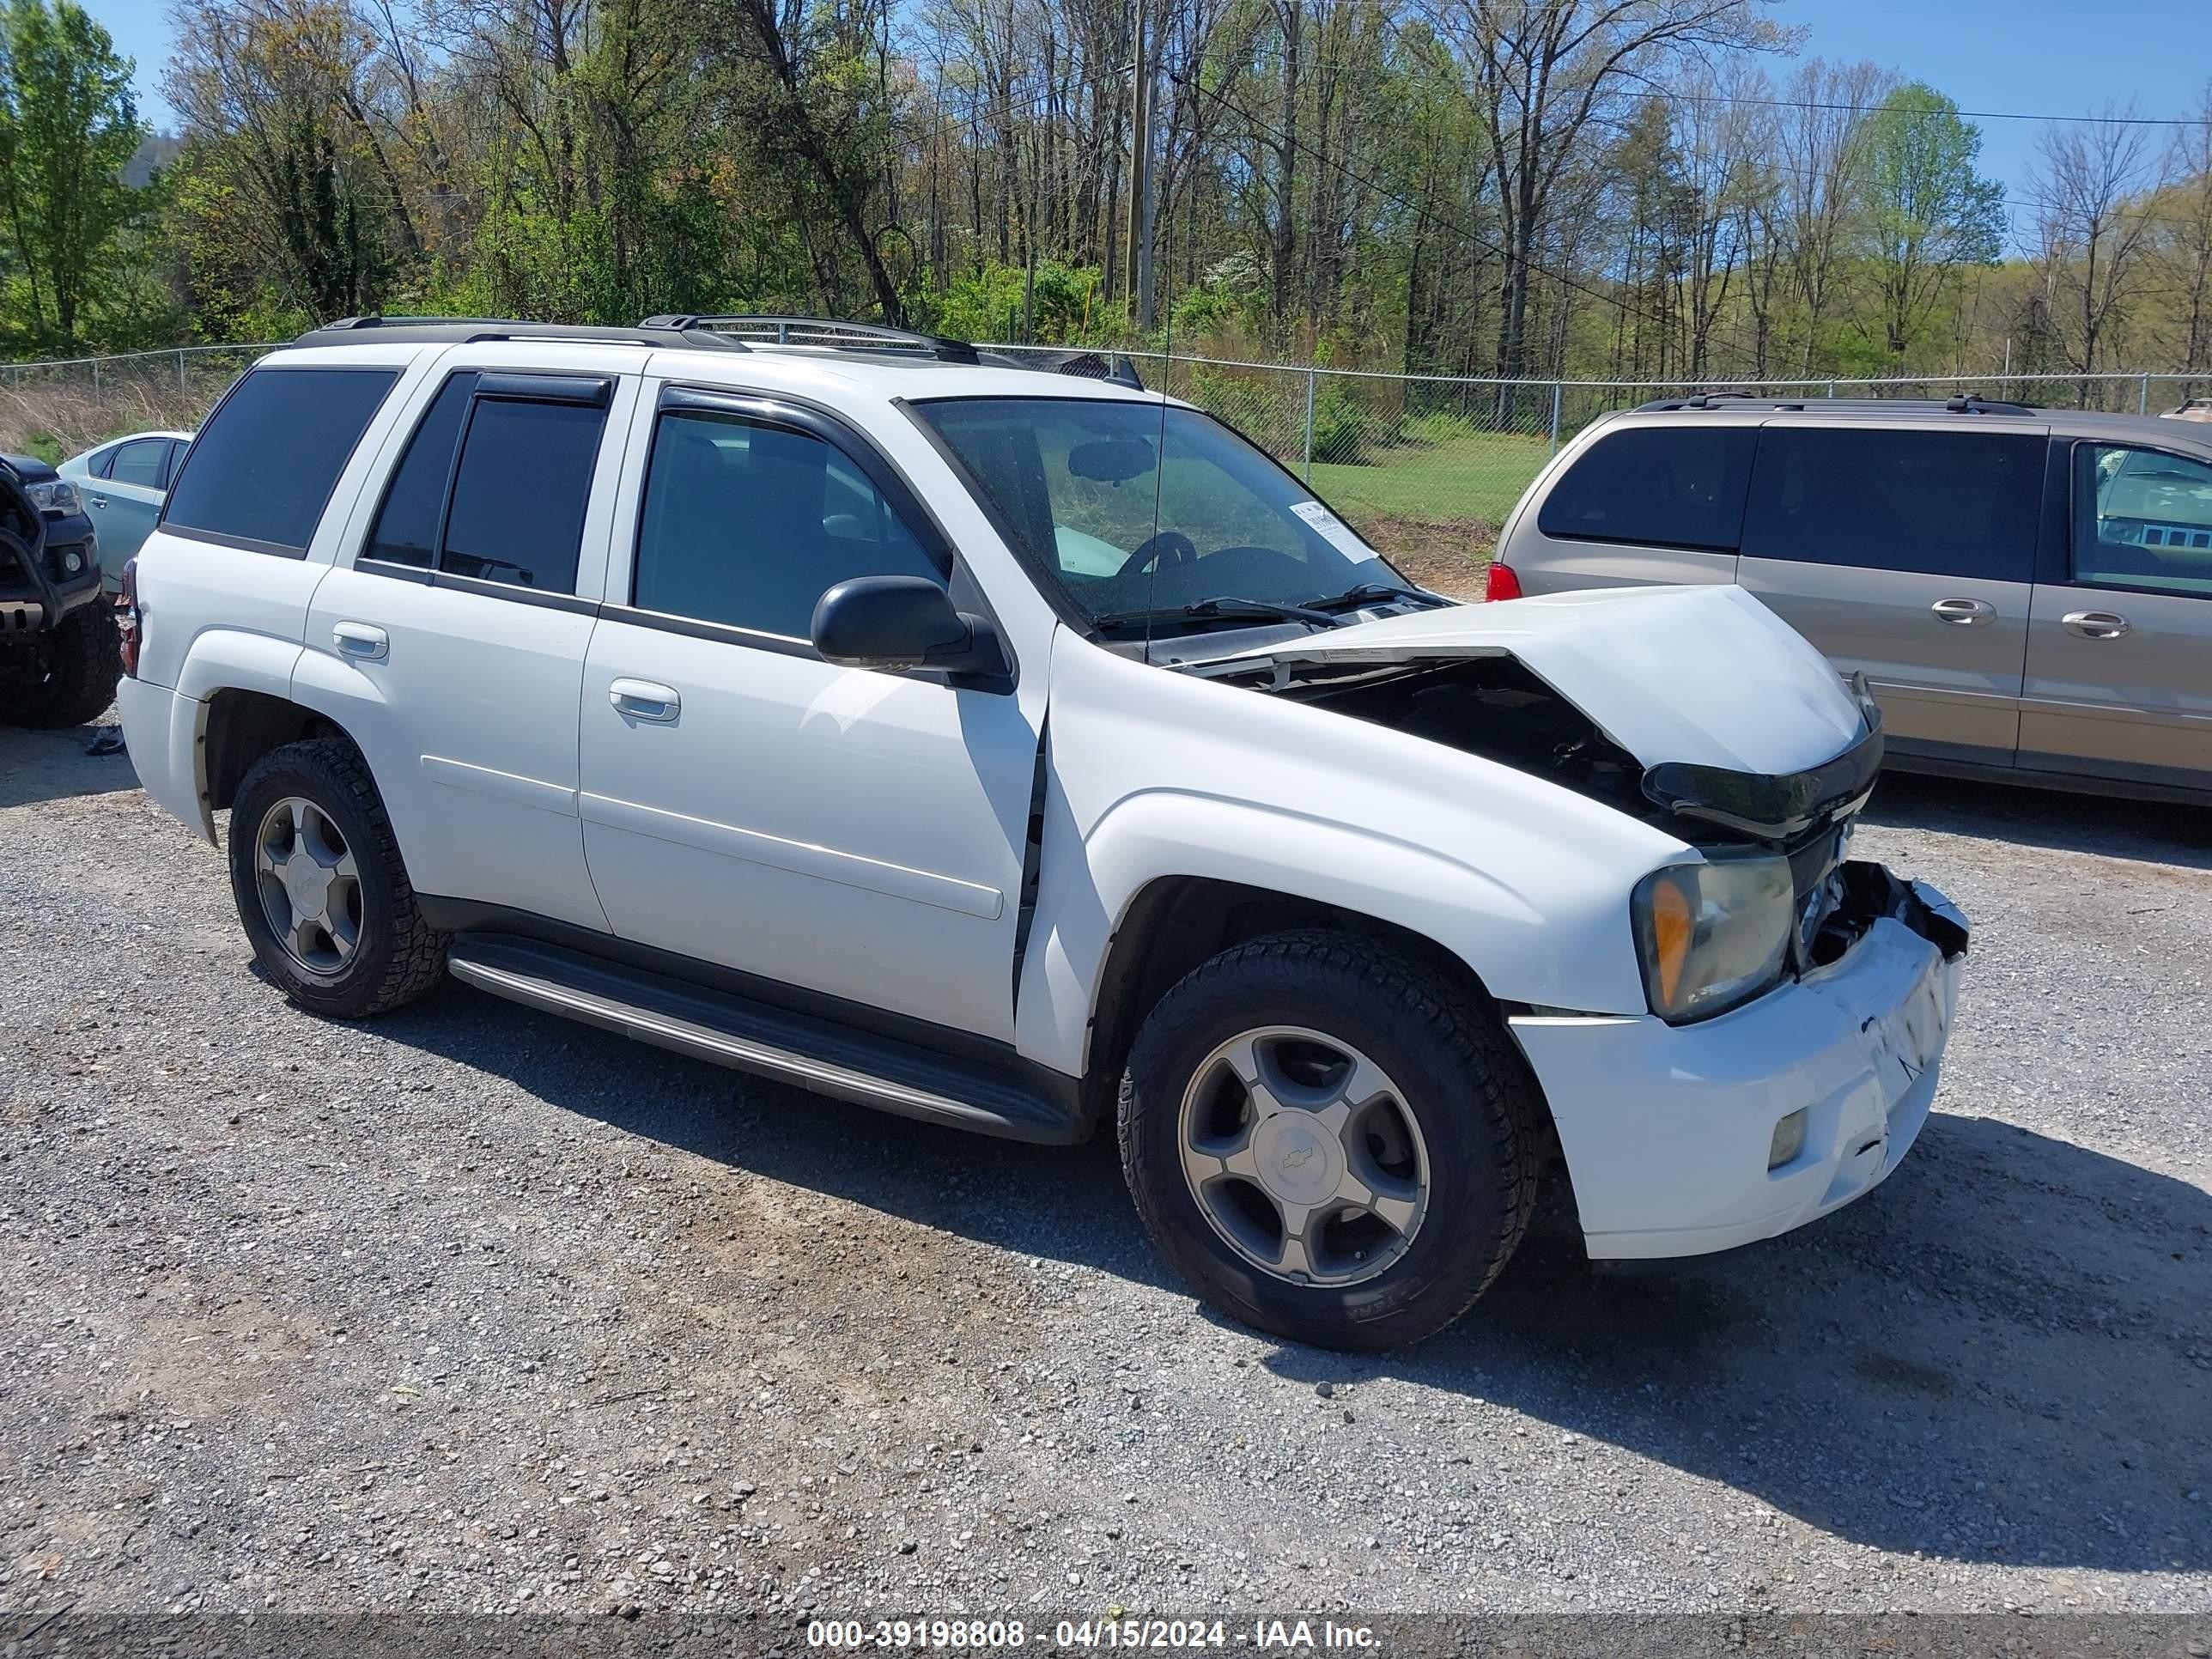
[630,409,942,638]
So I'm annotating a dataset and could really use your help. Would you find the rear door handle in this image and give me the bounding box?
[609,678,681,722]
[2062,610,2130,640]
[1929,597,1994,626]
[333,622,388,661]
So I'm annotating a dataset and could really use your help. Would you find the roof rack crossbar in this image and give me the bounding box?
[644,314,981,364]
[1634,392,2042,416]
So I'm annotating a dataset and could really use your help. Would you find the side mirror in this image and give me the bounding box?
[811,575,1008,682]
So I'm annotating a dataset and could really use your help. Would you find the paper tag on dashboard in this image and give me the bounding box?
[1290,500,1369,557]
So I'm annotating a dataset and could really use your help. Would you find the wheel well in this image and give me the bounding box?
[1083,877,1504,1109]
[202,690,350,812]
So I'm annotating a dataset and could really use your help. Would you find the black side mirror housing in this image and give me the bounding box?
[811,575,1009,684]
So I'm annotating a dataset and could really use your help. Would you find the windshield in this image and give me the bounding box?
[912,397,1403,629]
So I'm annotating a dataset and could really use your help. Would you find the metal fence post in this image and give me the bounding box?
[1548,381,1563,454]
[2140,373,2151,416]
[179,349,189,398]
[1826,380,1836,398]
[92,358,101,398]
[1301,368,1316,482]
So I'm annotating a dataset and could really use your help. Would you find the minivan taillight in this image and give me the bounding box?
[1484,561,1522,602]
[117,556,141,678]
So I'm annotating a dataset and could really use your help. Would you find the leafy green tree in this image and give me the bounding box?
[1861,82,2006,362]
[0,0,146,348]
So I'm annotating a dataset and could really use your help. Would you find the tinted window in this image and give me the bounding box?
[2073,442,2212,597]
[632,410,941,636]
[109,437,170,489]
[164,368,398,553]
[441,398,605,591]
[362,374,477,568]
[91,445,118,479]
[1538,425,1755,552]
[1741,427,2042,581]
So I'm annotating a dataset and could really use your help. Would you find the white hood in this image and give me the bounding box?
[1212,585,1868,775]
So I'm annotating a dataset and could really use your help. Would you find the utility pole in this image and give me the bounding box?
[1126,0,1157,330]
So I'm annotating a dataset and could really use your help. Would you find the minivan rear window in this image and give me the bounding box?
[1741,427,2043,582]
[1538,425,1755,552]
[162,367,399,555]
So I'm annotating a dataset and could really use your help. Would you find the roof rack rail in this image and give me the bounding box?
[1942,391,2037,415]
[1635,391,2041,416]
[645,314,981,364]
[296,315,751,351]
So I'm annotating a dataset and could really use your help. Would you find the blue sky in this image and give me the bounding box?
[86,0,2210,221]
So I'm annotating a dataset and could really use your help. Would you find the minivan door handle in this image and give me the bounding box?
[1929,597,1995,626]
[2062,610,2130,641]
[609,678,682,722]
[332,622,389,660]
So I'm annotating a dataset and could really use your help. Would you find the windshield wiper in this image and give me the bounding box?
[1094,596,1341,632]
[1309,580,1452,612]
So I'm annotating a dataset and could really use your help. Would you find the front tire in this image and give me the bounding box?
[1119,931,1541,1350]
[1,603,122,728]
[228,737,449,1018]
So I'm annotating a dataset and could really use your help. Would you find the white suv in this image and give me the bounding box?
[118,315,1969,1349]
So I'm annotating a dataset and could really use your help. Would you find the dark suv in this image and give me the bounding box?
[1,453,120,727]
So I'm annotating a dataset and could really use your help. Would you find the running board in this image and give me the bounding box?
[447,936,1085,1143]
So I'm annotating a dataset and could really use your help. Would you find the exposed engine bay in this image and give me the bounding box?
[1212,653,1961,973]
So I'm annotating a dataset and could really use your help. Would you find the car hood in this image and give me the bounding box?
[1205,584,1868,775]
[2,452,58,483]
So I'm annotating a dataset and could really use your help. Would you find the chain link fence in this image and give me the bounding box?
[5,339,2209,592]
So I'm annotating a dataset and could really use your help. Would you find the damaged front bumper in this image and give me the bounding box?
[1509,863,1969,1261]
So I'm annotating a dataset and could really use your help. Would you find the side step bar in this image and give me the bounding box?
[447,935,1085,1143]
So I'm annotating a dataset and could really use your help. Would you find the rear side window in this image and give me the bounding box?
[163,367,398,554]
[1742,427,2043,582]
[109,437,171,489]
[362,374,478,568]
[631,409,941,637]
[441,398,605,591]
[1538,425,1755,552]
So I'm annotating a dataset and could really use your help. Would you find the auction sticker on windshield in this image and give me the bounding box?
[1289,500,1371,559]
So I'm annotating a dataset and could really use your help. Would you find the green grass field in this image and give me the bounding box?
[1306,427,1553,532]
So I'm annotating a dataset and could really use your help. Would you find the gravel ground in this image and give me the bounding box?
[2,718,2209,1624]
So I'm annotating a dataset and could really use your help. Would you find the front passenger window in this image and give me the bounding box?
[2075,443,2212,597]
[631,410,943,638]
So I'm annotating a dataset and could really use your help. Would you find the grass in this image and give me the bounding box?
[1301,427,1551,599]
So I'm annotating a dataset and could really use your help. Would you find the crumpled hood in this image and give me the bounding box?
[1212,584,1868,775]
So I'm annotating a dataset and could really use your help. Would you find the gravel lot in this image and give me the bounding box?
[3,716,2209,1624]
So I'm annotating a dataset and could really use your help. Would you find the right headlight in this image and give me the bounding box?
[1631,848,1796,1023]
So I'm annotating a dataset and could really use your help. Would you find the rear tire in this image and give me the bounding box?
[228,737,449,1018]
[2,603,122,728]
[1118,930,1541,1350]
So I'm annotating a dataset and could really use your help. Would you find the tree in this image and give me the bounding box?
[0,0,146,347]
[1860,82,2005,362]
[2028,106,2161,389]
[1434,0,1777,394]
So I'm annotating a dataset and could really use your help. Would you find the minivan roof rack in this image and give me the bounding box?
[644,315,981,364]
[295,315,752,351]
[1635,392,2040,416]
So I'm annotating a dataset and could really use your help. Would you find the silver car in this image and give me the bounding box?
[58,429,193,589]
[1489,395,2212,803]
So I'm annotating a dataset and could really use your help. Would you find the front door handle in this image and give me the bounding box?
[88,494,107,509]
[2063,610,2130,641]
[333,621,388,661]
[609,678,681,722]
[1929,597,1995,626]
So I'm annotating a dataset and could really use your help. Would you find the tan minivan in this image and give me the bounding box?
[1488,395,2212,802]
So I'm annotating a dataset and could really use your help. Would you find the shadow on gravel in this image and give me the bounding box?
[0,721,136,808]
[383,983,2209,1580]
[1863,767,2212,869]
[1272,1110,2212,1577]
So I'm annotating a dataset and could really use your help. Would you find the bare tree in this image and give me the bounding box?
[2028,104,2162,392]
